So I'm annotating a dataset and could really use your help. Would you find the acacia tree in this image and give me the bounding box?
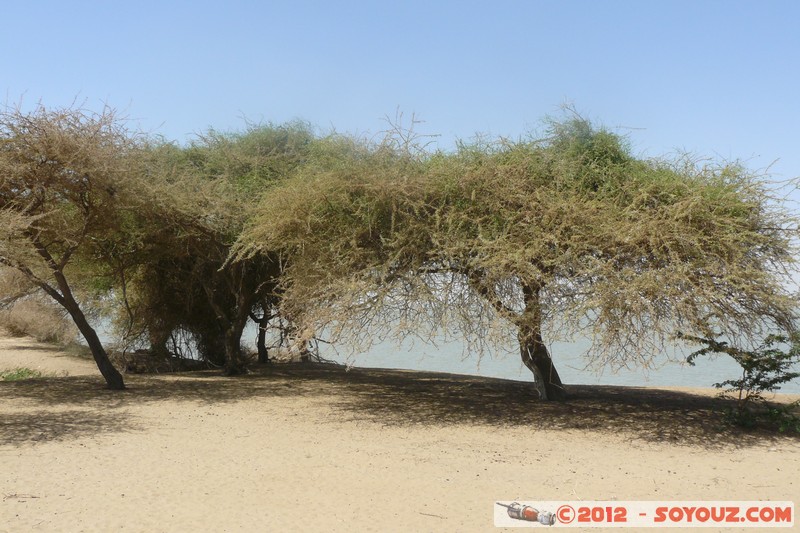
[119,123,314,374]
[0,104,143,389]
[238,118,798,401]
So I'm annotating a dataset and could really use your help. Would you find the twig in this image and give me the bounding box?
[3,493,40,501]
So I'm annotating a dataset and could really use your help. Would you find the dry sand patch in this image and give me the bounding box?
[1,340,798,532]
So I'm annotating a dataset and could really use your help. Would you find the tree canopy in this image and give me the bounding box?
[0,104,145,389]
[115,122,317,373]
[1,105,796,400]
[236,118,798,400]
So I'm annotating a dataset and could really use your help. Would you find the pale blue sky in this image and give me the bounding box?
[3,0,799,180]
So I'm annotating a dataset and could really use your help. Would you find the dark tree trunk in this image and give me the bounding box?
[519,283,566,401]
[26,237,125,390]
[198,330,227,367]
[519,329,565,401]
[65,301,126,390]
[256,315,269,364]
[148,329,170,357]
[221,302,252,376]
[223,327,247,375]
[201,267,252,375]
[299,343,311,363]
[251,303,271,364]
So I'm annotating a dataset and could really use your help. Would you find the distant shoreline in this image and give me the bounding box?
[3,332,800,402]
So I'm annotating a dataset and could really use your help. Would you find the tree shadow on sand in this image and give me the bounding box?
[0,342,67,353]
[1,364,797,448]
[0,410,136,446]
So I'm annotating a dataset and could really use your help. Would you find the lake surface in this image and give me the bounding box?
[316,334,800,395]
[95,319,800,394]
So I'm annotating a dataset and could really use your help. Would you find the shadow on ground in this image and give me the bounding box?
[0,410,135,445]
[0,343,65,353]
[1,364,797,448]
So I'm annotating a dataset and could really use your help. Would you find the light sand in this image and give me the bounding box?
[1,335,798,532]
[0,335,97,377]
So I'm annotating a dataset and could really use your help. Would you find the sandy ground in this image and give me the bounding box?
[0,336,97,378]
[1,334,798,532]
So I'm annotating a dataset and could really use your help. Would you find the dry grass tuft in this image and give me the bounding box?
[0,298,78,345]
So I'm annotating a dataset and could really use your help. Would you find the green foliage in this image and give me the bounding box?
[113,122,318,370]
[685,333,800,432]
[238,116,798,383]
[3,104,795,395]
[0,367,47,381]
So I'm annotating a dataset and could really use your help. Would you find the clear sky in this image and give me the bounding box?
[3,0,799,181]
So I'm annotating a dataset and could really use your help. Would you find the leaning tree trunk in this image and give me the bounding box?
[27,239,126,390]
[519,328,566,401]
[519,283,566,401]
[44,265,125,389]
[64,299,126,390]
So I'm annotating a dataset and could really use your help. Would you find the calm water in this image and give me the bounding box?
[317,334,800,395]
[96,320,800,394]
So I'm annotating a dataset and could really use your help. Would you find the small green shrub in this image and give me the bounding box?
[684,333,800,432]
[0,367,46,381]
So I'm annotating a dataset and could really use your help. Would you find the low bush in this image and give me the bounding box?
[684,333,800,432]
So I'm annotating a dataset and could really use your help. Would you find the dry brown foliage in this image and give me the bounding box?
[0,103,143,388]
[0,296,78,344]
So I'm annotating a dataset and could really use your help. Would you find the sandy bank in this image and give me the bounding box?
[1,336,798,532]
